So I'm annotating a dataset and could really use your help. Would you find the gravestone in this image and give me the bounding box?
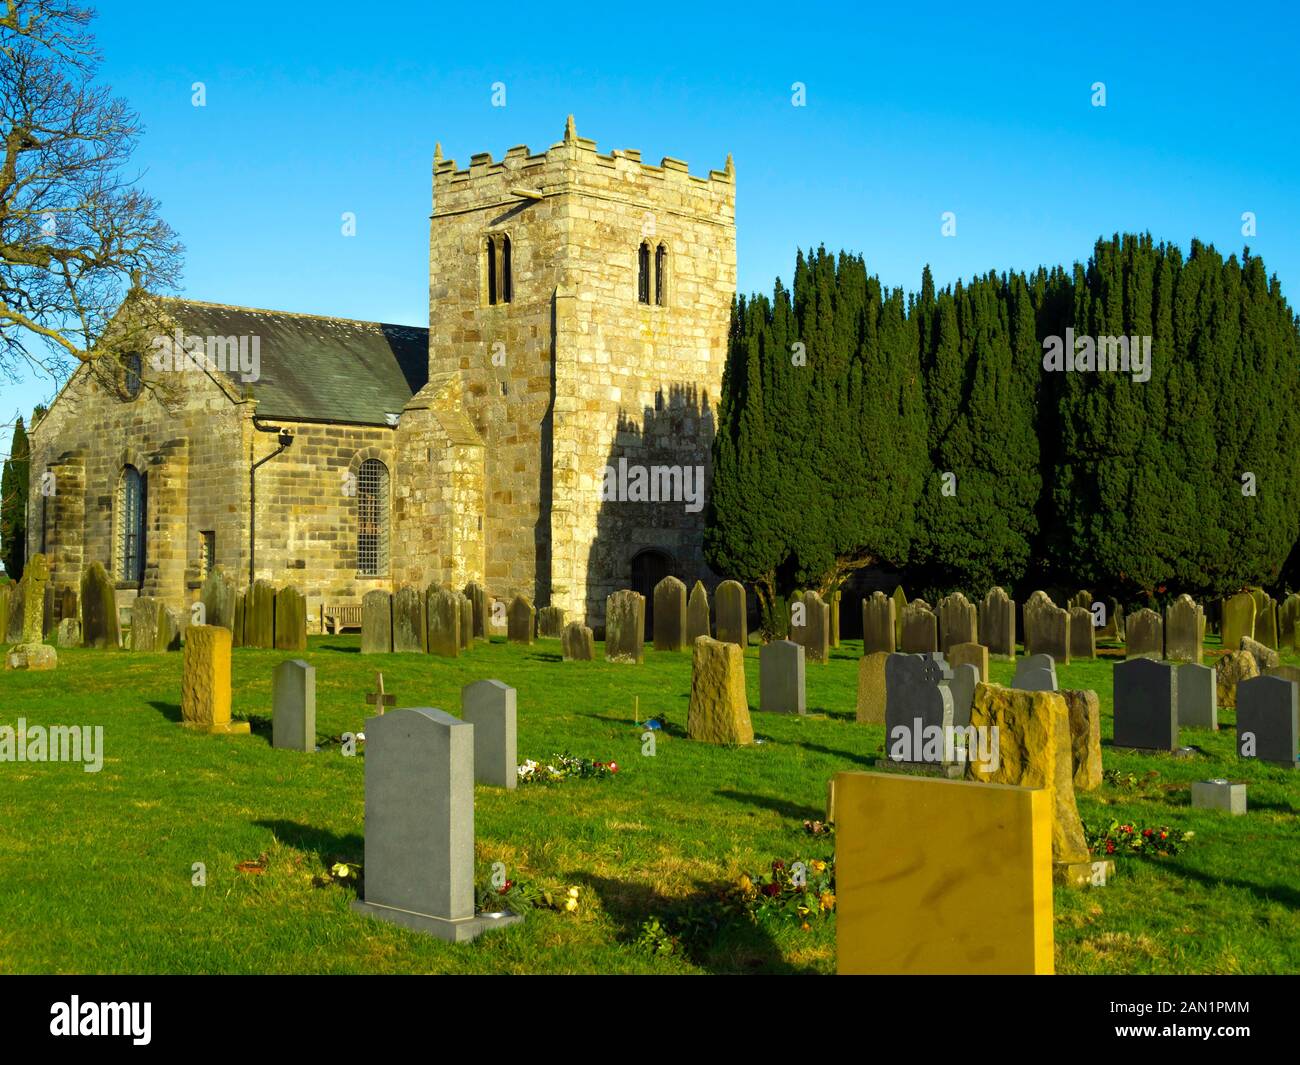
[365,672,395,717]
[794,590,830,664]
[392,585,424,653]
[1024,596,1069,664]
[1069,590,1092,611]
[130,596,163,652]
[4,553,56,670]
[352,707,521,942]
[891,586,908,648]
[828,589,841,648]
[1279,593,1300,651]
[459,595,473,651]
[79,561,119,648]
[1266,663,1300,685]
[200,566,238,630]
[885,653,955,766]
[687,636,754,745]
[686,580,710,642]
[948,663,979,728]
[1255,595,1279,649]
[652,576,688,652]
[856,651,889,724]
[759,640,805,715]
[181,625,248,734]
[862,591,896,654]
[1124,608,1162,659]
[1190,779,1247,815]
[899,600,938,654]
[1164,594,1202,663]
[5,578,24,643]
[361,590,392,654]
[274,585,307,651]
[1060,689,1102,792]
[507,595,535,644]
[1215,650,1258,708]
[1068,607,1095,659]
[242,580,274,649]
[948,641,989,682]
[537,605,566,639]
[1012,653,1058,693]
[1098,596,1122,641]
[464,581,488,640]
[937,592,978,655]
[977,590,1013,657]
[56,616,81,647]
[715,580,747,649]
[1176,662,1217,730]
[605,590,645,663]
[272,659,316,752]
[1113,658,1179,752]
[232,593,245,647]
[1241,636,1278,672]
[462,679,517,789]
[1221,592,1256,651]
[0,583,9,643]
[425,586,461,658]
[58,585,76,628]
[1236,675,1298,768]
[561,621,594,661]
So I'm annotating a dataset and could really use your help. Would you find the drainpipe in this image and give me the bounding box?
[250,419,294,586]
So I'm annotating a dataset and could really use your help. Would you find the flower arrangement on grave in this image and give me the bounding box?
[1086,819,1194,858]
[312,860,362,890]
[1103,768,1162,792]
[476,879,582,915]
[517,752,619,784]
[727,857,836,929]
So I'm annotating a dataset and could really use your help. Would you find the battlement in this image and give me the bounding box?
[432,115,735,218]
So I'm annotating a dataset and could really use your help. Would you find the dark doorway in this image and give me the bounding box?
[630,549,672,637]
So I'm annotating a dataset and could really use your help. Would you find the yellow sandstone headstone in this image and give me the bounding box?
[181,625,248,735]
[835,771,1053,974]
[686,636,753,745]
[855,651,889,723]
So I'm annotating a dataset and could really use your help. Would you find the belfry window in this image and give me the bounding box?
[637,242,651,304]
[356,458,390,576]
[116,465,146,584]
[486,234,512,305]
[655,243,667,306]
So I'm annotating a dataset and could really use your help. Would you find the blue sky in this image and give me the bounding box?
[4,0,1299,437]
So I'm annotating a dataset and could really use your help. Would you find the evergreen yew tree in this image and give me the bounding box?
[1,416,29,580]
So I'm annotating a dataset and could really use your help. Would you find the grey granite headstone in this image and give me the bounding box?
[715,580,747,648]
[605,590,645,664]
[759,639,805,714]
[1012,653,1058,692]
[884,652,955,766]
[1236,675,1298,767]
[1176,662,1217,730]
[1113,657,1179,751]
[361,590,392,654]
[686,580,710,642]
[979,586,1016,658]
[272,659,316,752]
[352,707,521,942]
[862,591,896,654]
[561,620,594,660]
[947,662,979,729]
[425,586,461,658]
[1190,779,1246,814]
[462,679,517,789]
[392,585,424,653]
[653,576,688,652]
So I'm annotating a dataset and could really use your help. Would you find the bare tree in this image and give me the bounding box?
[0,0,182,389]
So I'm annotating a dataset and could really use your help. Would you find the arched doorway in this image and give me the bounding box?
[630,549,673,637]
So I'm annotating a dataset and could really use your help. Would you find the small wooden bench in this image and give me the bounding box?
[322,604,363,634]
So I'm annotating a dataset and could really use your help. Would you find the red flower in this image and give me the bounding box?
[1159,831,1168,840]
[498,879,514,895]
[1143,829,1153,838]
[1105,841,1116,854]
[762,882,781,897]
[609,762,618,773]
[772,860,785,871]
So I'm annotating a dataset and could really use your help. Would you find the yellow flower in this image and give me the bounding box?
[810,860,827,874]
[738,874,754,894]
[564,897,579,912]
[567,886,580,898]
[820,891,836,911]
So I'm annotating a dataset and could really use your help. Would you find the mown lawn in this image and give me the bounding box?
[0,633,1296,974]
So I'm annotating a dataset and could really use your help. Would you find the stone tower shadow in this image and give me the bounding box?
[583,383,715,638]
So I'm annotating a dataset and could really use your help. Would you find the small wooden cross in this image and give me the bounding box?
[366,672,395,717]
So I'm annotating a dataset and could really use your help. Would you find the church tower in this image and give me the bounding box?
[413,118,736,628]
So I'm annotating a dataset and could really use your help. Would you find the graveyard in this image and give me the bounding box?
[2,611,1298,975]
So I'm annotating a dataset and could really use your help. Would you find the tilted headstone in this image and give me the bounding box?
[130,596,163,652]
[1068,607,1095,659]
[1164,595,1202,663]
[425,585,461,658]
[862,591,896,655]
[1221,592,1256,651]
[794,590,830,664]
[899,600,938,654]
[245,580,276,649]
[1176,662,1217,730]
[274,585,307,652]
[652,576,687,652]
[561,620,594,661]
[200,566,238,631]
[605,590,645,664]
[715,580,747,649]
[1012,653,1058,692]
[1279,593,1300,651]
[462,679,517,789]
[459,595,473,651]
[1216,650,1258,708]
[1241,635,1278,672]
[686,580,710,642]
[352,707,522,941]
[4,553,56,670]
[885,653,954,766]
[1024,595,1069,664]
[507,595,535,644]
[464,581,488,640]
[391,585,424,653]
[979,586,1016,658]
[537,605,566,639]
[1113,657,1179,751]
[1060,689,1102,792]
[181,625,248,734]
[856,651,889,724]
[759,639,805,715]
[687,636,754,745]
[361,590,392,654]
[273,659,316,752]
[1266,663,1300,684]
[948,641,988,682]
[1236,675,1298,768]
[79,561,119,649]
[937,592,978,655]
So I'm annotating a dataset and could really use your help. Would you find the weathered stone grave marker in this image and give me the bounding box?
[273,659,316,752]
[759,639,805,715]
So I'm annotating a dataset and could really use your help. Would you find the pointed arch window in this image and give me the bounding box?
[637,242,651,304]
[116,465,146,584]
[356,458,390,576]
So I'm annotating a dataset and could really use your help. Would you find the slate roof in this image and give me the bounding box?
[163,299,429,425]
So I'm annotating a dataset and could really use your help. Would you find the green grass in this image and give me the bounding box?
[0,634,1296,974]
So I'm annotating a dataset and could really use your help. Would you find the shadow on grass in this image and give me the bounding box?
[577,712,688,739]
[255,819,364,883]
[570,871,808,974]
[148,700,181,723]
[714,788,823,822]
[524,651,562,663]
[1160,860,1300,910]
[243,713,272,740]
[319,644,360,654]
[789,739,879,768]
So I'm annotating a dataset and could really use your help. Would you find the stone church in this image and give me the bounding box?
[26,118,737,631]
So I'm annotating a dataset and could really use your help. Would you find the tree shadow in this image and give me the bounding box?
[1158,860,1300,910]
[714,788,824,822]
[524,650,562,663]
[789,739,880,768]
[319,643,360,653]
[148,699,181,723]
[569,871,809,974]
